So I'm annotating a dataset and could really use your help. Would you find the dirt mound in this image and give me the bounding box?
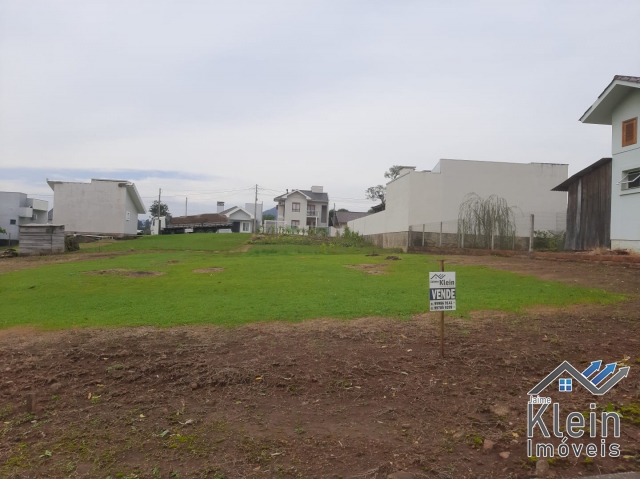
[193,267,225,273]
[344,263,389,275]
[84,269,165,277]
[385,255,402,260]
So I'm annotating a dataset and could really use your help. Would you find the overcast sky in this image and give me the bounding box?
[1,1,639,217]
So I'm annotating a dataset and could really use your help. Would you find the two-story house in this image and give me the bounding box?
[273,186,329,230]
[580,75,640,251]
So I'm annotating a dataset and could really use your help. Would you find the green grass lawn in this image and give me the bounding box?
[0,234,623,329]
[80,232,251,252]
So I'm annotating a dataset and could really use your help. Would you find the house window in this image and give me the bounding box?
[242,222,249,232]
[290,220,300,228]
[126,211,131,221]
[558,378,572,392]
[620,168,640,190]
[292,202,300,212]
[10,219,16,225]
[307,205,316,215]
[622,117,637,147]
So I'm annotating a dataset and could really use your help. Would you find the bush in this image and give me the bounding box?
[534,230,564,252]
[65,235,80,252]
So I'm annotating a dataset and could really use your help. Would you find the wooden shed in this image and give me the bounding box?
[18,224,66,255]
[552,158,611,250]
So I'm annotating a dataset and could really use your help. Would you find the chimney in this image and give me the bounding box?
[217,201,224,213]
[311,186,323,193]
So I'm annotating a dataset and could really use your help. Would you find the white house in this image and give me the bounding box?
[580,75,640,251]
[47,178,146,236]
[273,186,329,230]
[348,159,568,249]
[0,192,49,246]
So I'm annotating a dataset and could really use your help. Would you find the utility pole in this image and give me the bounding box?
[253,184,258,233]
[185,197,188,216]
[157,188,162,235]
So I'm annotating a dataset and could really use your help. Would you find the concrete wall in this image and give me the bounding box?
[349,159,569,239]
[611,89,640,251]
[0,192,49,245]
[52,180,137,236]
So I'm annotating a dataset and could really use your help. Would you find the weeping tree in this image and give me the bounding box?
[457,193,518,249]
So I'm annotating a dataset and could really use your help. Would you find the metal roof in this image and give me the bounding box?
[551,158,612,191]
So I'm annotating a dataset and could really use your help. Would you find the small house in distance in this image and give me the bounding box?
[331,210,369,235]
[273,186,330,230]
[47,178,146,237]
[552,158,612,250]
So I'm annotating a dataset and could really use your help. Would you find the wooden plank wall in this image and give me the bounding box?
[564,161,611,250]
[19,225,66,255]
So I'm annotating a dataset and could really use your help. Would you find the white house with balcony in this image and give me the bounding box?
[273,186,329,231]
[0,192,49,246]
[47,178,146,237]
[580,75,640,251]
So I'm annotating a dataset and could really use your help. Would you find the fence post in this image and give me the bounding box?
[461,220,465,249]
[439,222,442,247]
[529,214,535,253]
[422,224,425,248]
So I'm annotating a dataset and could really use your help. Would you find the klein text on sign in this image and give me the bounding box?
[429,271,456,312]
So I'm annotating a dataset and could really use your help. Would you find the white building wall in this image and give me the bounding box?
[0,192,49,243]
[349,159,568,236]
[610,90,640,250]
[52,181,130,235]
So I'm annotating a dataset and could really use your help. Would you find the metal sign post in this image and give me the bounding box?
[430,260,456,358]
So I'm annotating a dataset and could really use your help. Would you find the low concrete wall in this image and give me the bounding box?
[363,232,410,252]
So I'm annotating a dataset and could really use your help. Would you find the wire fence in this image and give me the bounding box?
[408,211,566,251]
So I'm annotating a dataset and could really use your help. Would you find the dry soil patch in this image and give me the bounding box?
[192,267,225,273]
[83,268,165,277]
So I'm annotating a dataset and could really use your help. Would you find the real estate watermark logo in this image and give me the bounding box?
[526,360,630,460]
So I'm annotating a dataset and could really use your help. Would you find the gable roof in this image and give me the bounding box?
[274,189,329,202]
[580,75,640,125]
[333,211,369,226]
[220,206,254,219]
[551,158,612,191]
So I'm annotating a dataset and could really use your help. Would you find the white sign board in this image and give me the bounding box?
[429,272,456,311]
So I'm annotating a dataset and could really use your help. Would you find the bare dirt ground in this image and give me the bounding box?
[1,256,640,479]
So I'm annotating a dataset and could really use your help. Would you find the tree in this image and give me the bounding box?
[0,227,5,235]
[149,200,171,220]
[365,185,386,209]
[365,166,403,212]
[263,213,275,221]
[384,165,404,181]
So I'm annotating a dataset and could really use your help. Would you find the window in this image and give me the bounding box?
[10,219,16,225]
[558,378,572,392]
[242,222,249,232]
[126,211,131,221]
[290,220,300,228]
[292,202,300,212]
[307,205,316,215]
[620,168,640,190]
[622,117,637,147]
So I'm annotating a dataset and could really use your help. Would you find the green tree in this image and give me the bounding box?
[365,185,386,209]
[365,166,404,211]
[0,227,6,235]
[263,213,276,221]
[383,165,404,181]
[149,200,171,220]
